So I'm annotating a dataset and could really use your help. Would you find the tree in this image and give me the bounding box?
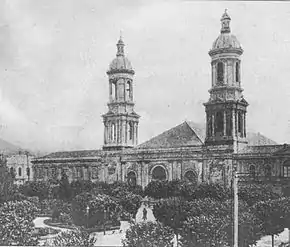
[122,221,174,247]
[46,228,98,247]
[70,180,94,198]
[58,170,72,201]
[117,191,142,218]
[192,182,232,201]
[0,200,40,246]
[109,181,144,197]
[71,192,122,228]
[238,184,280,206]
[144,180,168,199]
[179,198,263,247]
[153,197,191,243]
[20,181,50,200]
[182,214,230,247]
[0,159,17,204]
[253,198,287,247]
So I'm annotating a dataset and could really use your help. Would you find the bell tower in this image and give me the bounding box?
[204,10,248,151]
[102,36,140,151]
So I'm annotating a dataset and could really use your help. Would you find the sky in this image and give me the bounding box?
[0,0,289,153]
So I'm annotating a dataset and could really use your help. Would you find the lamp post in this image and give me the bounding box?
[86,205,90,229]
[233,170,238,247]
[103,208,107,235]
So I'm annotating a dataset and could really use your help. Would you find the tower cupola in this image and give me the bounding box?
[204,10,248,152]
[102,35,140,151]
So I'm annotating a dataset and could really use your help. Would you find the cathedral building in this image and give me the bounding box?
[32,11,290,189]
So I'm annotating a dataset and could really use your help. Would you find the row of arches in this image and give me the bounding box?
[216,61,240,84]
[126,165,197,186]
[110,79,132,101]
[106,121,135,143]
[248,165,271,178]
[9,167,31,177]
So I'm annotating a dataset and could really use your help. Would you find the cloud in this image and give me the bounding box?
[0,0,288,152]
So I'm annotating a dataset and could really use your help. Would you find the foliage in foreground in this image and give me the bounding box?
[45,228,98,247]
[122,221,174,247]
[71,192,122,228]
[0,200,40,246]
[179,199,263,247]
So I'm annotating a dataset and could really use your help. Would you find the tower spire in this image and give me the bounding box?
[220,9,231,33]
[116,32,125,56]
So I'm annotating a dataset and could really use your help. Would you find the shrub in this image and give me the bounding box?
[0,200,40,246]
[20,181,50,200]
[52,208,61,221]
[59,212,74,226]
[239,184,280,206]
[45,228,98,247]
[180,198,263,247]
[71,192,122,228]
[117,192,142,218]
[122,221,174,247]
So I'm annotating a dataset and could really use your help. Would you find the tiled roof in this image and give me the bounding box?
[246,132,277,146]
[137,121,278,150]
[239,145,283,154]
[136,121,204,149]
[40,150,103,159]
[273,144,290,156]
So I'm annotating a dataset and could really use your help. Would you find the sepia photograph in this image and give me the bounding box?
[0,0,290,246]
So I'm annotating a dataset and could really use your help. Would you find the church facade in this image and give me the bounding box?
[32,11,290,189]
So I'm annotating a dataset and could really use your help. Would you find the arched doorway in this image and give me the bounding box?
[184,170,197,184]
[151,166,167,181]
[127,171,137,187]
[249,165,256,178]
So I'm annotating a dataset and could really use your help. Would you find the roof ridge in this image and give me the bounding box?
[184,121,203,143]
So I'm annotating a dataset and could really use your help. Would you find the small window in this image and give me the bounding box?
[217,62,224,83]
[215,111,223,133]
[18,167,22,177]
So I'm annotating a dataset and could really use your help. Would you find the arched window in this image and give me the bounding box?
[215,111,224,133]
[18,167,22,177]
[128,122,134,140]
[184,170,197,185]
[10,167,15,178]
[126,81,131,100]
[283,160,290,177]
[112,123,116,141]
[111,81,117,100]
[127,171,137,187]
[238,111,243,134]
[208,115,213,136]
[236,62,240,82]
[217,62,224,83]
[265,165,271,178]
[152,166,167,181]
[249,165,256,178]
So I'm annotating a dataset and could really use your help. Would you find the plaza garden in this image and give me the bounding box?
[2,163,290,246]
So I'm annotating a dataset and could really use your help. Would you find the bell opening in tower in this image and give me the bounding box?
[217,62,224,84]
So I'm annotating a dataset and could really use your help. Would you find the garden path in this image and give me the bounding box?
[33,203,164,247]
[256,228,289,247]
